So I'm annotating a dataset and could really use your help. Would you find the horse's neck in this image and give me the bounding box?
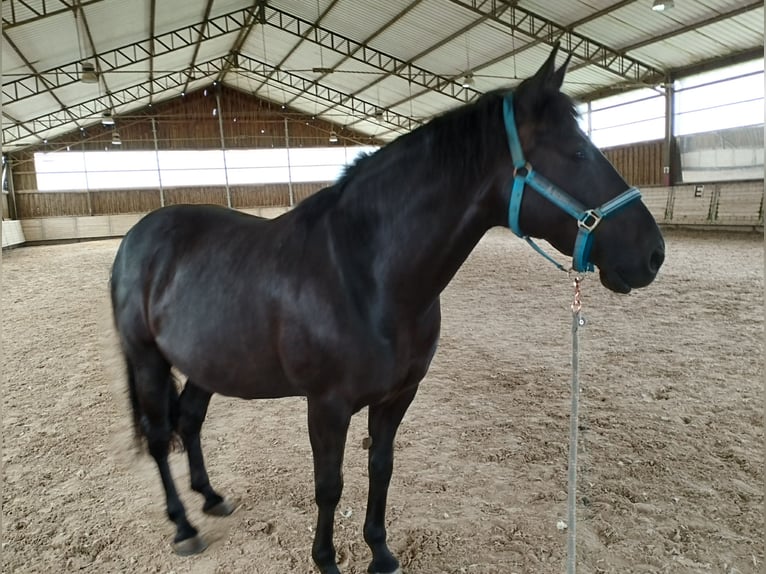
[334,164,505,312]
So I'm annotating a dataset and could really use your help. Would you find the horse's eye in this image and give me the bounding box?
[573,149,587,161]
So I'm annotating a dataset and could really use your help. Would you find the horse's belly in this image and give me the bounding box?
[176,358,303,400]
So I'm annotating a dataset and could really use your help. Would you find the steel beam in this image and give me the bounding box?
[448,0,664,85]
[253,0,342,97]
[2,54,414,148]
[236,54,419,134]
[3,5,252,104]
[148,0,156,104]
[260,4,480,103]
[2,0,104,29]
[215,0,265,83]
[347,0,642,130]
[287,0,427,107]
[2,56,229,147]
[2,32,84,130]
[182,0,215,95]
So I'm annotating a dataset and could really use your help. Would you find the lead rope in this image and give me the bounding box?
[567,274,585,574]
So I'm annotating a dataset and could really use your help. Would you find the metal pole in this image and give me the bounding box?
[82,143,93,216]
[566,276,584,574]
[663,75,675,186]
[284,117,294,207]
[215,90,232,208]
[586,101,593,139]
[4,156,19,219]
[151,117,165,207]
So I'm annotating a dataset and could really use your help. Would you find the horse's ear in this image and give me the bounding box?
[530,42,560,87]
[551,51,572,90]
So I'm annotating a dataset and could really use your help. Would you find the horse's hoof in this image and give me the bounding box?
[204,498,236,517]
[173,534,207,556]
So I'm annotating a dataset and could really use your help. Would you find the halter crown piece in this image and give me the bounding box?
[502,93,642,273]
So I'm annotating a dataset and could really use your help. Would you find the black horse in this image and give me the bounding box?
[111,45,664,574]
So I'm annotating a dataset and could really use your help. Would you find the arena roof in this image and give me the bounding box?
[2,0,763,151]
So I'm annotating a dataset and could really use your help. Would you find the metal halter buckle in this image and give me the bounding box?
[577,209,602,232]
[513,162,532,178]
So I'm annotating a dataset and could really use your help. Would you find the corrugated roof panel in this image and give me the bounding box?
[414,23,519,78]
[574,14,654,49]
[474,42,561,86]
[321,0,414,44]
[2,36,30,75]
[40,120,83,144]
[192,32,240,65]
[83,0,150,55]
[154,0,205,36]
[356,75,419,109]
[267,0,338,22]
[150,45,200,78]
[369,0,477,63]
[694,9,765,51]
[520,0,606,27]
[576,1,735,51]
[50,73,139,108]
[630,30,743,71]
[563,65,633,100]
[4,93,61,121]
[241,24,301,65]
[314,64,387,98]
[396,91,462,122]
[210,0,250,19]
[5,11,80,72]
[280,38,348,75]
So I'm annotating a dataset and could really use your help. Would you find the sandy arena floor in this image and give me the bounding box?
[2,227,763,574]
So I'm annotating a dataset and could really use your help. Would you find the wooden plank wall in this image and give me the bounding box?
[9,85,379,195]
[603,139,665,187]
[14,182,328,218]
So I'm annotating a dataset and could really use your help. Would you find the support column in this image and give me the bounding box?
[215,90,232,208]
[284,117,294,207]
[662,75,675,187]
[151,117,165,207]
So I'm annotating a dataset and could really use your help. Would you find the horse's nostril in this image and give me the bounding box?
[649,246,665,273]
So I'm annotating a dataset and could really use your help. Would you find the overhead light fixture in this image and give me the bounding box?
[328,131,338,143]
[111,131,122,145]
[652,0,674,11]
[462,73,474,88]
[101,111,115,126]
[81,62,98,83]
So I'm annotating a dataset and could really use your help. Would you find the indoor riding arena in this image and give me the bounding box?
[2,2,763,574]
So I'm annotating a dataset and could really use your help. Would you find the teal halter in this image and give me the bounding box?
[502,94,642,273]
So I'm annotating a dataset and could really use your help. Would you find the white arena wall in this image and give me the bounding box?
[2,180,762,249]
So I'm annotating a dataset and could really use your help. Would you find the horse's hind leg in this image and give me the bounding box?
[131,348,205,555]
[177,381,234,516]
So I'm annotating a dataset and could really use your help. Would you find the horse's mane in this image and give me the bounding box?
[293,83,579,225]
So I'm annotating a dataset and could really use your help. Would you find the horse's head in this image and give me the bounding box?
[508,44,665,293]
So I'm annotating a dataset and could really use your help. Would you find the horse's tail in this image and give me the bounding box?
[122,352,184,453]
[124,355,145,450]
[111,239,182,453]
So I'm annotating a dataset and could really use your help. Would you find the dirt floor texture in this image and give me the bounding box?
[2,228,763,574]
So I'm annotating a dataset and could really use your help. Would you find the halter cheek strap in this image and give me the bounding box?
[502,94,642,273]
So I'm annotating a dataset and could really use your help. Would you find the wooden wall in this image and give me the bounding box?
[9,85,380,194]
[14,182,326,218]
[602,139,666,187]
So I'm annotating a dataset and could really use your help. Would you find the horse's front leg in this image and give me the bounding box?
[364,385,419,574]
[307,396,352,574]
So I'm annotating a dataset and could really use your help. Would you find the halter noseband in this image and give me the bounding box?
[502,93,642,273]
